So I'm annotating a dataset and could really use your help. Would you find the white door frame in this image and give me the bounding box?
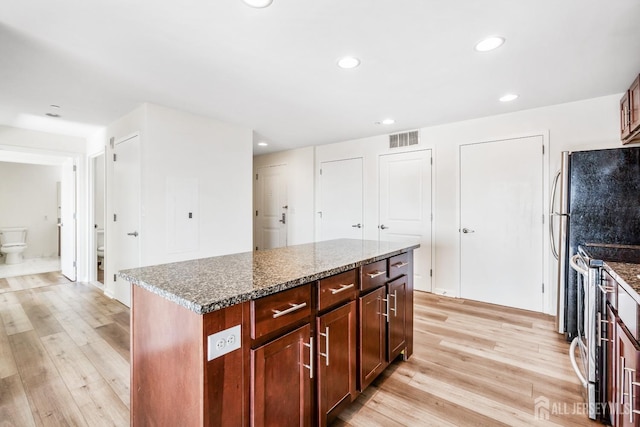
[455,131,550,314]
[0,144,83,280]
[88,150,105,283]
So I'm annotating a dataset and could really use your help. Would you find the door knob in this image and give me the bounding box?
[462,228,475,234]
[127,231,139,237]
[379,224,388,230]
[352,223,362,228]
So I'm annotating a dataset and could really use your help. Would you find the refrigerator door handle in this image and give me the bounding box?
[549,170,561,260]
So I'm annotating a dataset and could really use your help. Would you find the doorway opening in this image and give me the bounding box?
[0,148,77,280]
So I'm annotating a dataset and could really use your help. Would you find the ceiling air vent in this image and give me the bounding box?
[389,130,419,149]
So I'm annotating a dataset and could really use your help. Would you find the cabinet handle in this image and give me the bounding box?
[330,283,355,295]
[382,297,390,323]
[622,357,628,412]
[392,261,409,268]
[629,367,637,423]
[367,270,386,279]
[389,289,397,317]
[319,326,330,366]
[303,337,313,379]
[272,302,307,319]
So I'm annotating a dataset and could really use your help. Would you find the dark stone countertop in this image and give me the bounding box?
[118,239,419,315]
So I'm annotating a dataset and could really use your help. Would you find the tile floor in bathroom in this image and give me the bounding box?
[0,256,61,279]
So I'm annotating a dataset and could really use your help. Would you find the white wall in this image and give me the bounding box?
[104,103,253,297]
[0,161,61,259]
[253,146,316,246]
[0,126,89,279]
[254,94,629,315]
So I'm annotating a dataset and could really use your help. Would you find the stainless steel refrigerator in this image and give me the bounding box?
[552,146,640,339]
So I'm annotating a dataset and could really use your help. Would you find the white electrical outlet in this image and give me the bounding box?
[207,325,241,361]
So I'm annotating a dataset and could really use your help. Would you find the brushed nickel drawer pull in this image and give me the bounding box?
[272,302,307,319]
[392,262,409,268]
[330,283,355,295]
[367,270,386,279]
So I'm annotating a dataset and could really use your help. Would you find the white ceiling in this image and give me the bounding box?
[1,0,639,154]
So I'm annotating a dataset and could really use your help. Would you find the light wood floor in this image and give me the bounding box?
[0,273,600,426]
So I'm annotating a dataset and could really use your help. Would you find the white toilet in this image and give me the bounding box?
[0,227,28,265]
[96,229,105,270]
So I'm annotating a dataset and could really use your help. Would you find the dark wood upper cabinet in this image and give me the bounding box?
[620,74,640,144]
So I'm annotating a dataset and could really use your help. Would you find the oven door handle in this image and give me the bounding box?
[569,254,588,276]
[569,337,588,388]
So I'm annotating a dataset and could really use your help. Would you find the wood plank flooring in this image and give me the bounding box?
[0,272,129,426]
[0,274,600,426]
[335,292,601,427]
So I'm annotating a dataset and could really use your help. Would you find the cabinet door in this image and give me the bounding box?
[387,276,407,362]
[252,324,312,427]
[616,322,640,427]
[621,91,631,140]
[606,304,617,426]
[359,286,387,390]
[630,76,640,135]
[317,301,357,426]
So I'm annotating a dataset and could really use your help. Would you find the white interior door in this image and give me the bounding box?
[113,135,141,307]
[255,165,287,250]
[60,158,76,281]
[379,150,432,292]
[460,136,544,311]
[319,158,363,241]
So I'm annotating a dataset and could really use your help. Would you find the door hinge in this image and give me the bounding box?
[255,246,258,251]
[542,145,545,155]
[73,165,77,172]
[73,261,76,267]
[114,274,117,282]
[73,213,77,220]
[113,153,117,162]
[110,137,115,149]
[255,210,258,217]
[542,214,544,224]
[542,283,545,293]
[319,169,322,175]
[431,213,433,221]
[430,269,433,277]
[113,213,117,222]
[430,157,433,165]
[255,173,258,180]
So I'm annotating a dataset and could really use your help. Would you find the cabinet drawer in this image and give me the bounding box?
[251,284,312,340]
[388,252,410,280]
[318,269,357,312]
[617,284,638,341]
[360,260,387,291]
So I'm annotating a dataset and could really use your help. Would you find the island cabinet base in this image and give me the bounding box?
[129,248,415,426]
[131,286,249,426]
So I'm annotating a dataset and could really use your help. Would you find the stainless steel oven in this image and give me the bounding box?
[568,247,601,420]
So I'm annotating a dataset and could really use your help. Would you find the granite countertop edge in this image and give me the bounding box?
[118,242,419,315]
[603,261,640,305]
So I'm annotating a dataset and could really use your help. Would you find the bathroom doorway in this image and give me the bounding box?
[0,151,75,278]
[90,152,106,285]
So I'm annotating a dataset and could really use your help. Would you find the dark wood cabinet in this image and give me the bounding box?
[387,276,407,362]
[620,74,640,144]
[615,321,640,427]
[359,286,388,390]
[316,301,357,426]
[251,324,312,427]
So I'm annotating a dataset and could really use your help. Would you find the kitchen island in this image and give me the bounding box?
[119,239,418,426]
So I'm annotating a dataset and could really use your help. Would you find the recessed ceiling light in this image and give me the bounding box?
[45,113,61,118]
[242,0,273,8]
[475,36,505,52]
[375,118,395,125]
[257,141,268,147]
[337,56,360,69]
[499,93,519,102]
